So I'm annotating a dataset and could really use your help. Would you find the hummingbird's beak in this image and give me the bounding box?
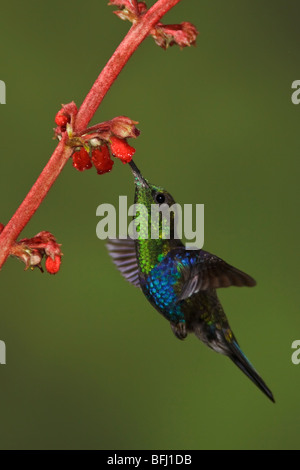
[128,160,149,188]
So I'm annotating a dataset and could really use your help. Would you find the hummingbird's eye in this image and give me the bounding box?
[155,193,165,204]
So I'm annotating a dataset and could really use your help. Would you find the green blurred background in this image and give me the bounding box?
[0,0,299,450]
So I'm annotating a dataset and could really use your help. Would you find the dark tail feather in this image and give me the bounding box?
[229,342,275,403]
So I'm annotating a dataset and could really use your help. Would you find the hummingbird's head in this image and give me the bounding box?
[128,160,178,244]
[128,160,176,207]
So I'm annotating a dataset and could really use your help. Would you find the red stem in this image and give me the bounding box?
[75,0,181,132]
[0,0,182,270]
[0,136,71,268]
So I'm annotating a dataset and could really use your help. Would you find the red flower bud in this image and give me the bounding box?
[110,136,136,163]
[45,255,61,274]
[110,116,140,139]
[10,231,62,273]
[137,2,147,14]
[92,146,114,175]
[72,148,92,172]
[54,102,78,137]
[55,111,69,127]
[0,223,4,234]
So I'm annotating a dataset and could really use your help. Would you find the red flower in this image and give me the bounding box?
[152,22,199,49]
[92,146,114,175]
[110,136,136,163]
[10,231,62,273]
[72,148,92,171]
[110,1,198,50]
[45,255,61,274]
[110,116,140,139]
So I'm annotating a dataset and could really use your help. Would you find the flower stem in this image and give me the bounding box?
[0,135,71,268]
[75,0,182,132]
[0,0,182,270]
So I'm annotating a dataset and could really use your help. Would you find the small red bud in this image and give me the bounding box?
[54,102,78,137]
[72,149,92,172]
[0,223,4,234]
[137,2,147,14]
[110,136,136,163]
[92,146,114,175]
[55,111,69,127]
[45,255,61,274]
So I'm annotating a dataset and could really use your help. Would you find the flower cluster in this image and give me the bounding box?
[54,106,139,175]
[151,22,198,50]
[69,116,139,174]
[10,231,62,274]
[71,138,136,174]
[109,1,199,49]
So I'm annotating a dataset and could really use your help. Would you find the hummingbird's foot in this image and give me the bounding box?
[170,321,187,340]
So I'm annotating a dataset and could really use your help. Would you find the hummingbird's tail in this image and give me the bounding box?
[228,340,275,403]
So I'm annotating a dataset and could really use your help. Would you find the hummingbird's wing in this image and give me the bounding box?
[175,249,256,301]
[106,238,140,287]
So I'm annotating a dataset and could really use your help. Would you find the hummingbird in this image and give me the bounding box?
[106,160,274,403]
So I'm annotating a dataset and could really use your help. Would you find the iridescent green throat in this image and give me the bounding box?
[133,178,177,275]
